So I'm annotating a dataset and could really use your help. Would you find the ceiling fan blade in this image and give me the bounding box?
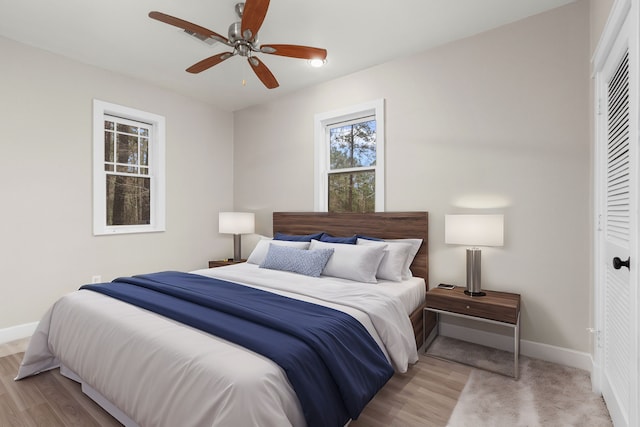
[260,44,327,60]
[247,57,279,89]
[186,52,235,73]
[149,11,229,44]
[240,0,270,41]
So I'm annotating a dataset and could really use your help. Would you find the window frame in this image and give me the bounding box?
[314,99,385,212]
[93,99,166,235]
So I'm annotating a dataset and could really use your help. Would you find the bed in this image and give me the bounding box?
[16,211,432,427]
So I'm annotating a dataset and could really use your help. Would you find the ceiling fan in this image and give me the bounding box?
[148,0,328,89]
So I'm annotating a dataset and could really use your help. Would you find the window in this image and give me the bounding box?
[314,99,385,212]
[93,100,165,235]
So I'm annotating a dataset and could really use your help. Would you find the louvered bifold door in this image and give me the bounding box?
[603,48,632,427]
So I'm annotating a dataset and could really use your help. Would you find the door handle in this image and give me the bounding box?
[613,256,630,270]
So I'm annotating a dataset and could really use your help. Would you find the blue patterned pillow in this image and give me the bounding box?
[259,244,334,277]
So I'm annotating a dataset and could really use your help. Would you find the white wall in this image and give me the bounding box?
[233,2,592,352]
[0,36,235,331]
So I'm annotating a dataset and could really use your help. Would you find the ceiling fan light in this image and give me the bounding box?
[308,58,326,68]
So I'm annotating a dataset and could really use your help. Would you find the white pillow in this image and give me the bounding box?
[246,238,310,265]
[309,239,385,283]
[385,238,422,279]
[357,238,412,282]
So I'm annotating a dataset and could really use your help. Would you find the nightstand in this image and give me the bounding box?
[423,286,521,379]
[208,259,246,268]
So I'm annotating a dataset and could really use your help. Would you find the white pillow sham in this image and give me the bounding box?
[356,238,412,282]
[309,239,385,284]
[246,238,310,265]
[386,238,422,279]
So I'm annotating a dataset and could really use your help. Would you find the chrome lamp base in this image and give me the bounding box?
[465,247,486,297]
[232,234,242,262]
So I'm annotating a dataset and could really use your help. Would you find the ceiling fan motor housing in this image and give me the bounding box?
[228,21,257,56]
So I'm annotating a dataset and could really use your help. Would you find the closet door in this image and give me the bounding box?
[594,4,638,427]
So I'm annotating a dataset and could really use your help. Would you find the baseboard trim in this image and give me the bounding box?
[439,322,593,372]
[0,322,38,345]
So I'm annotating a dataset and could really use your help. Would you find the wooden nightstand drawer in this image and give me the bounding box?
[426,286,520,324]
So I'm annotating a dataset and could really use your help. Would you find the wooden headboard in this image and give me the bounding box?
[272,212,429,289]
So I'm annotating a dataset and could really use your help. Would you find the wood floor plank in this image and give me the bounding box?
[351,354,471,427]
[1,374,46,413]
[50,370,122,426]
[22,402,67,427]
[30,369,104,427]
[1,354,47,413]
[0,393,31,427]
[0,353,22,376]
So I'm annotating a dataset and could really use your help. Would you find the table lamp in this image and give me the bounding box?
[445,214,504,296]
[219,212,255,261]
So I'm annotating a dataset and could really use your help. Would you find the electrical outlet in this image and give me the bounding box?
[91,275,102,283]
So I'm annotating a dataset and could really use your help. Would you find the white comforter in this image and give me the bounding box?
[16,264,419,427]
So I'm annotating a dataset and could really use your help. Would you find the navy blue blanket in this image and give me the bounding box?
[80,271,393,427]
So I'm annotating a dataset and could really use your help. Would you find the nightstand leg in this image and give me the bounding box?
[422,310,440,353]
[514,313,520,379]
[422,310,425,348]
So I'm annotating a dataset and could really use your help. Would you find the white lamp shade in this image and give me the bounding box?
[219,212,255,234]
[445,214,504,247]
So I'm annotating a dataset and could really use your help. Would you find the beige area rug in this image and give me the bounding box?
[427,337,613,427]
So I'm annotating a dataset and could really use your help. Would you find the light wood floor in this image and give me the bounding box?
[351,353,471,427]
[1,338,470,426]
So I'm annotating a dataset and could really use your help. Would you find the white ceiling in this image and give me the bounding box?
[0,0,575,112]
